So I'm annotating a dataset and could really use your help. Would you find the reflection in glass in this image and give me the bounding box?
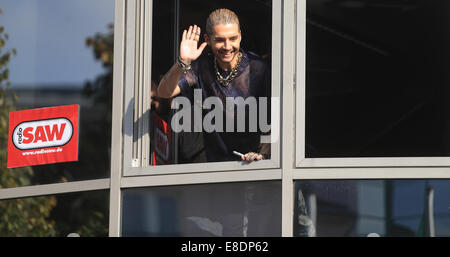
[0,0,114,187]
[294,180,450,237]
[122,181,281,236]
[0,190,109,237]
[150,0,273,165]
[306,0,450,157]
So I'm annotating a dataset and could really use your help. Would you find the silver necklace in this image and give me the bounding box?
[214,52,242,87]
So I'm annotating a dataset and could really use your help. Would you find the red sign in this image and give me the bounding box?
[152,112,172,165]
[7,104,79,168]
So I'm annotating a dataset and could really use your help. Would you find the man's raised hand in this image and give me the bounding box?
[179,25,207,64]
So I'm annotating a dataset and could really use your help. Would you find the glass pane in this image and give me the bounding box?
[294,180,450,237]
[122,181,281,236]
[0,190,109,237]
[0,0,114,187]
[305,1,450,157]
[150,0,273,165]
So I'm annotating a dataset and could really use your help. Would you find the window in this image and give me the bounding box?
[122,181,281,236]
[294,179,450,237]
[5,0,448,238]
[0,0,115,187]
[292,0,450,238]
[122,0,281,176]
[297,0,450,167]
[1,0,117,237]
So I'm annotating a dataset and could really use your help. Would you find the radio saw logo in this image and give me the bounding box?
[7,105,79,168]
[12,118,73,150]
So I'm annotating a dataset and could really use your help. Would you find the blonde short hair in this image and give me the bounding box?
[206,8,240,35]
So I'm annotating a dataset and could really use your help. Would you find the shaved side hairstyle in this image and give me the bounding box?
[205,8,241,35]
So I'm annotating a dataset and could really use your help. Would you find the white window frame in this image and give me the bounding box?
[119,0,282,177]
[109,0,294,237]
[294,0,450,179]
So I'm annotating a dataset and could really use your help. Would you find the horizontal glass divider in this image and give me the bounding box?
[123,159,280,177]
[293,167,450,179]
[120,169,282,188]
[297,157,450,168]
[0,179,110,200]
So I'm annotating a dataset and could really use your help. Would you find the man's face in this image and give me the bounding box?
[205,23,241,67]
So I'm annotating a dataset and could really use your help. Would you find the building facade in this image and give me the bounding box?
[1,0,450,237]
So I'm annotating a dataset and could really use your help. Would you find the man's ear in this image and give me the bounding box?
[204,34,210,45]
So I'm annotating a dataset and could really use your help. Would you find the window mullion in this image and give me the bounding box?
[281,0,297,238]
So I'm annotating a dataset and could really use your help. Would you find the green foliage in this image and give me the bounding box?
[84,23,114,112]
[85,23,114,68]
[0,8,57,236]
[0,197,57,236]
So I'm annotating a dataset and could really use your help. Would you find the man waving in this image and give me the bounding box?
[157,8,271,163]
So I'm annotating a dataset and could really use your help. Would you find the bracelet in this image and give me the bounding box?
[177,56,191,73]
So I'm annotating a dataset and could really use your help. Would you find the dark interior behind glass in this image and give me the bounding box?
[150,0,272,165]
[306,0,450,157]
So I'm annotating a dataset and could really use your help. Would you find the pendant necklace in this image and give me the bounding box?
[214,52,242,87]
